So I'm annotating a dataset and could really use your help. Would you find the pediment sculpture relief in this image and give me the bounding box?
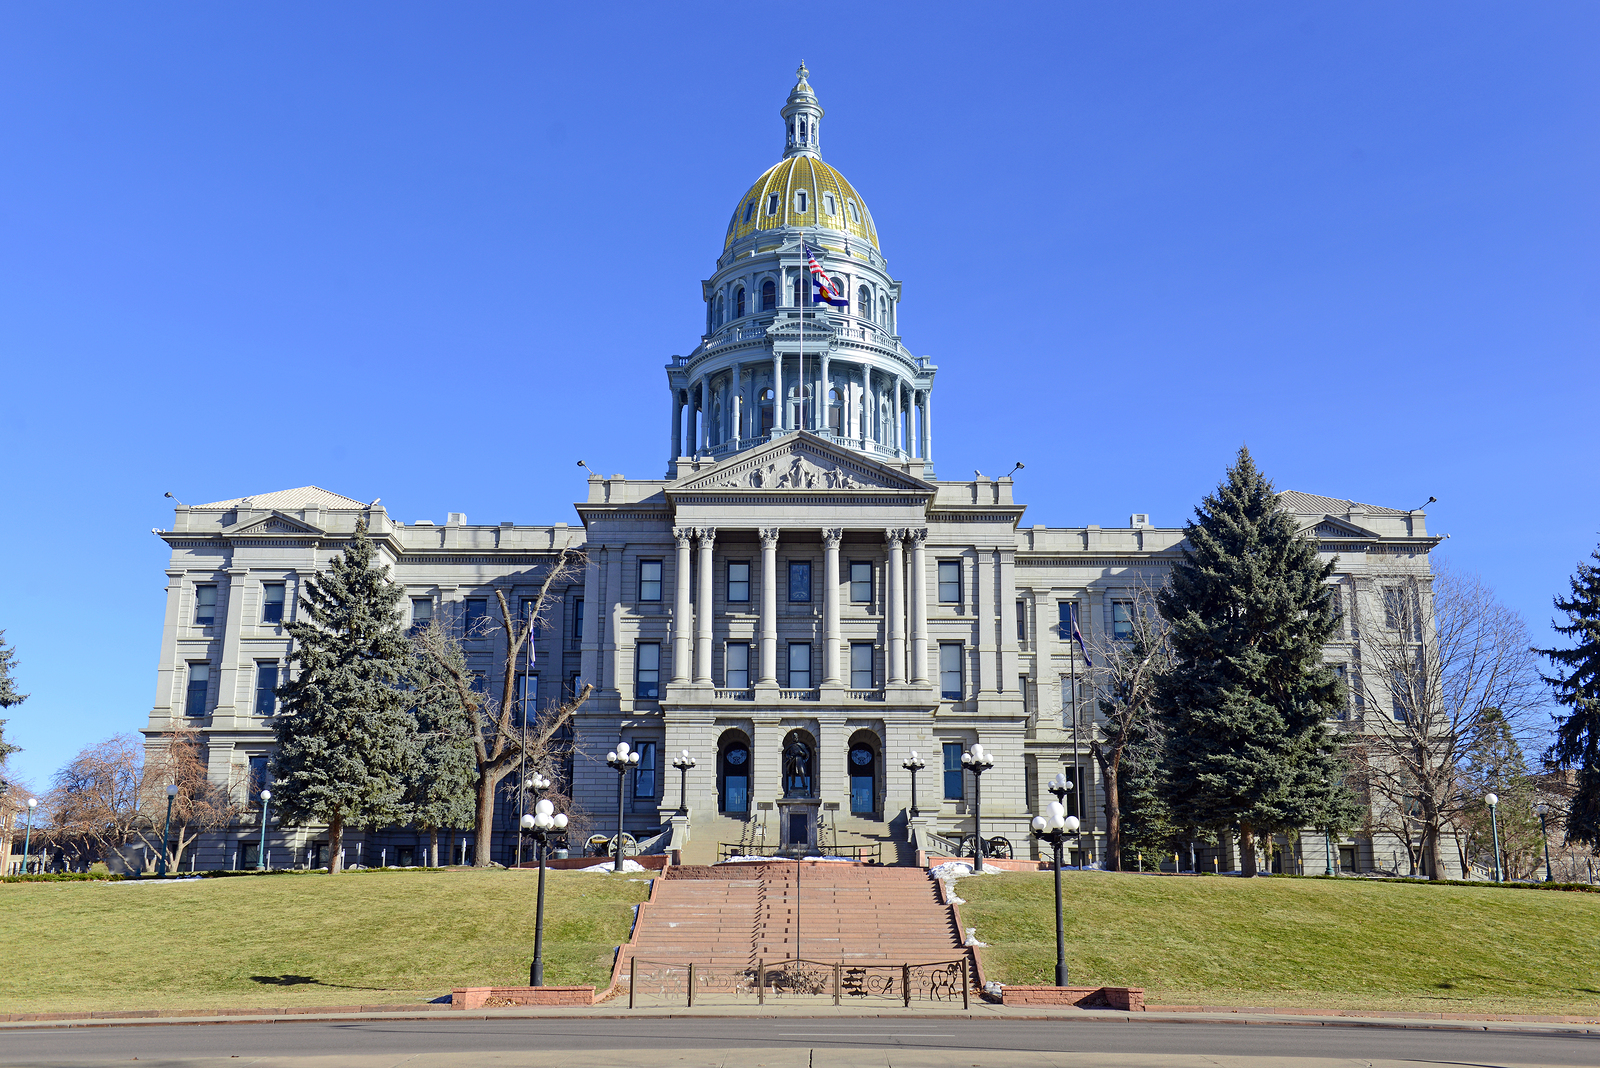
[715,454,867,490]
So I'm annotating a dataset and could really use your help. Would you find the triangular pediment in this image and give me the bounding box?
[225,510,323,536]
[671,433,932,494]
[1306,515,1377,539]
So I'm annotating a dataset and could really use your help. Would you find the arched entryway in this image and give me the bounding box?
[718,729,751,816]
[847,729,880,818]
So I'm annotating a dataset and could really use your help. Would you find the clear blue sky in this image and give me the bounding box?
[2,3,1595,790]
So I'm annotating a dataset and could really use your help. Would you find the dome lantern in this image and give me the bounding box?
[781,61,823,159]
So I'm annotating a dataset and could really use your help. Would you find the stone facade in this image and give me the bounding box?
[139,68,1447,876]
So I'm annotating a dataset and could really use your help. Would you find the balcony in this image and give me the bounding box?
[778,688,820,701]
[714,688,755,701]
[845,688,886,701]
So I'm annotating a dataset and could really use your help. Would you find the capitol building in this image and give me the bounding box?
[142,68,1442,874]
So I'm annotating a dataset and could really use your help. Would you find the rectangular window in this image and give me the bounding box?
[1330,664,1349,719]
[569,672,583,700]
[788,642,812,688]
[253,662,278,717]
[1328,585,1345,638]
[937,561,961,603]
[939,643,963,700]
[639,560,663,602]
[726,642,751,688]
[849,562,873,603]
[411,597,433,634]
[572,598,585,642]
[1061,767,1082,819]
[727,561,750,603]
[194,585,217,626]
[850,642,874,688]
[633,741,657,799]
[185,663,210,716]
[789,561,812,603]
[1016,601,1027,642]
[516,673,538,721]
[248,755,269,802]
[1391,669,1412,723]
[464,598,488,637]
[1020,675,1030,715]
[943,742,964,800]
[1384,586,1418,640]
[262,583,285,624]
[636,643,661,699]
[1112,601,1134,642]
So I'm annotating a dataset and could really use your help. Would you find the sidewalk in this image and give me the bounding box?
[2,999,1595,1035]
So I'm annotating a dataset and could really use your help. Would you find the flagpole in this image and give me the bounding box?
[1070,602,1078,864]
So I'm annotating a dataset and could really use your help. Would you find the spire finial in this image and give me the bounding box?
[796,60,809,83]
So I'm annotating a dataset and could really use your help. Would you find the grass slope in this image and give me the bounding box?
[958,871,1600,1015]
[0,869,649,1014]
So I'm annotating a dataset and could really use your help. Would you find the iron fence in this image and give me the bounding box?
[627,957,969,1009]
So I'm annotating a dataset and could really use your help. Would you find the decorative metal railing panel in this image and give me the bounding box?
[713,688,755,700]
[627,957,968,1009]
[777,688,820,701]
[844,688,885,701]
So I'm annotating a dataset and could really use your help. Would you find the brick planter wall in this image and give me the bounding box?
[514,854,672,871]
[1001,985,1145,1010]
[451,986,596,1009]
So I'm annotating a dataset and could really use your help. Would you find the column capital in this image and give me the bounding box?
[884,527,905,548]
[822,528,843,548]
[673,527,696,546]
[696,526,717,546]
[760,527,781,548]
[905,527,928,545]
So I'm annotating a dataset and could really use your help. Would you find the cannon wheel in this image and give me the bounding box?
[608,833,640,859]
[957,834,984,859]
[987,836,1014,860]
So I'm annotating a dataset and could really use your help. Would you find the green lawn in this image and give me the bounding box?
[958,871,1600,1016]
[0,869,649,1015]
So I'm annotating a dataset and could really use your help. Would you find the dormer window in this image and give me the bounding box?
[823,193,836,216]
[847,200,860,224]
[743,200,755,223]
[794,190,809,213]
[767,193,780,215]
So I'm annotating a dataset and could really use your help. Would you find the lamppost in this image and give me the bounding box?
[902,751,926,817]
[22,798,37,875]
[157,783,178,877]
[605,742,640,873]
[1030,800,1080,987]
[961,744,994,872]
[520,798,569,986]
[1534,801,1554,883]
[258,789,272,871]
[517,773,552,867]
[1485,792,1503,883]
[672,751,697,816]
[1047,772,1073,867]
[1324,829,1335,876]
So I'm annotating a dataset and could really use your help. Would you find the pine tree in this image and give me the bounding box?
[1537,542,1600,846]
[1155,447,1352,876]
[405,624,479,867]
[0,629,27,767]
[272,522,415,873]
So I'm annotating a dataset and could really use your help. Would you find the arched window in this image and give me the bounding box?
[761,280,776,311]
[857,285,871,319]
[719,733,750,815]
[799,119,808,141]
[879,296,889,325]
[849,741,877,816]
[714,294,724,329]
[795,190,809,214]
[743,200,755,224]
[759,387,774,434]
[735,286,746,318]
[766,193,780,215]
[792,276,804,307]
[783,729,815,798]
[827,387,842,433]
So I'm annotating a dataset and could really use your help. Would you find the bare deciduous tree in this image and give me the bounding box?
[145,729,240,871]
[413,548,591,866]
[45,734,151,868]
[1352,559,1545,880]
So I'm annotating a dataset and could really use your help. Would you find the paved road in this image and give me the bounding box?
[2,1017,1595,1067]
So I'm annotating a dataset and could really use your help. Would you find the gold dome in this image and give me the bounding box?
[723,155,880,252]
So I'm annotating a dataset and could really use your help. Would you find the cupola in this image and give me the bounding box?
[781,62,823,159]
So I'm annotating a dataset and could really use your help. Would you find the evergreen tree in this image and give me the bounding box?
[405,623,480,867]
[0,629,27,767]
[1537,542,1600,846]
[1111,715,1181,864]
[1155,448,1351,876]
[273,522,415,873]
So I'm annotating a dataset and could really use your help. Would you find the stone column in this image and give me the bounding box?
[916,391,927,458]
[699,377,711,451]
[695,527,716,684]
[671,527,693,683]
[978,548,997,695]
[759,528,780,685]
[861,367,872,447]
[579,546,602,690]
[671,391,683,459]
[772,351,783,432]
[730,362,743,445]
[923,391,934,464]
[894,378,903,453]
[822,528,843,684]
[908,528,929,683]
[820,351,831,434]
[885,529,905,684]
[211,567,250,723]
[999,548,1019,696]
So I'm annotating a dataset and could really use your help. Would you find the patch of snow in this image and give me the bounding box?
[577,859,649,873]
[719,855,782,863]
[983,980,1004,999]
[112,877,205,886]
[963,926,989,947]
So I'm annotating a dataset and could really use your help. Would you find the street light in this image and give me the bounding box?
[1047,772,1073,866]
[520,798,569,986]
[605,742,640,873]
[1534,801,1554,883]
[902,751,926,817]
[961,745,994,872]
[1485,792,1503,883]
[258,789,272,871]
[22,798,37,875]
[517,774,552,867]
[157,783,178,877]
[1030,800,1081,987]
[671,751,697,816]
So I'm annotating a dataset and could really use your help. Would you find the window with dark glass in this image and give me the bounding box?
[254,662,278,717]
[633,741,657,799]
[248,755,269,802]
[721,740,750,814]
[850,561,872,603]
[572,598,584,642]
[726,642,750,688]
[857,285,870,318]
[727,561,750,603]
[761,280,776,311]
[1016,601,1026,641]
[787,643,811,688]
[942,742,964,800]
[850,643,873,689]
[792,276,803,306]
[515,673,538,723]
[185,663,210,716]
[194,585,217,626]
[411,597,433,634]
[262,583,285,624]
[823,192,836,215]
[849,744,875,815]
[937,561,961,603]
[788,561,811,603]
[636,643,661,699]
[1330,664,1349,720]
[735,286,746,317]
[1328,585,1345,638]
[639,560,663,602]
[1112,601,1134,641]
[766,193,780,215]
[939,643,963,700]
[743,200,755,223]
[795,190,808,213]
[464,599,489,637]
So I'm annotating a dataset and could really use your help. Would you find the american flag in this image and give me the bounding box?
[804,244,849,307]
